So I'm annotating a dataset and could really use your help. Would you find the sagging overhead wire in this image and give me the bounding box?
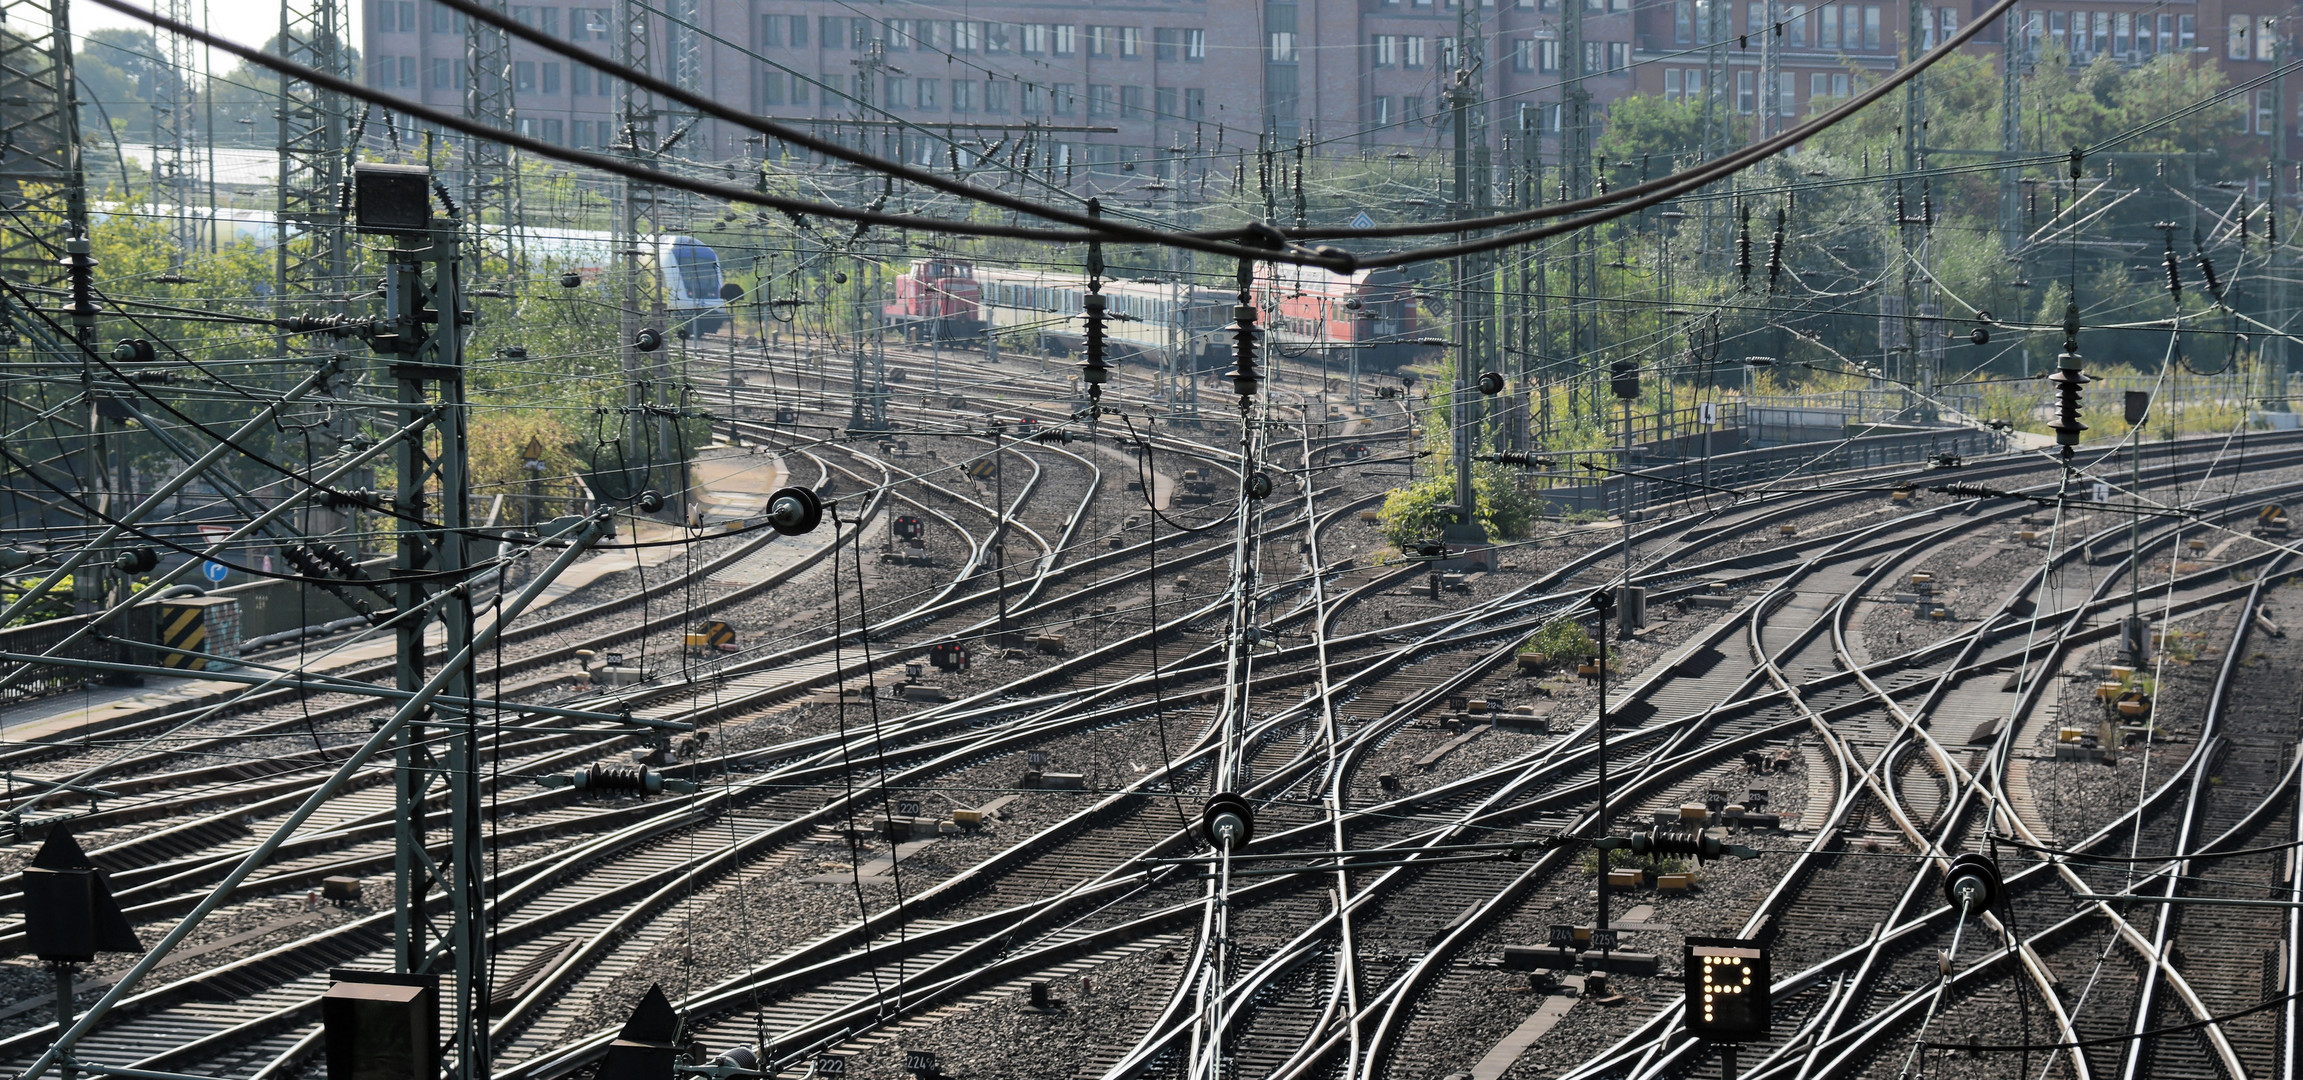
[1288,0,2025,246]
[88,0,1339,271]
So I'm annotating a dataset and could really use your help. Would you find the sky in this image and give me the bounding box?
[71,0,364,58]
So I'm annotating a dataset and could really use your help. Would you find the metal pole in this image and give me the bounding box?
[1595,593,1612,944]
[15,515,613,1080]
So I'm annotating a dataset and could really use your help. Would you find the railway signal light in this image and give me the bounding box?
[1683,937,1771,1042]
[1246,472,1274,499]
[1476,370,1505,395]
[109,338,155,364]
[560,271,583,288]
[1610,360,1641,401]
[634,328,665,353]
[2125,390,2150,426]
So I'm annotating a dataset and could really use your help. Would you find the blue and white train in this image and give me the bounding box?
[102,205,733,333]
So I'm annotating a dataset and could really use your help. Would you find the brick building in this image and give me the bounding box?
[359,0,2295,175]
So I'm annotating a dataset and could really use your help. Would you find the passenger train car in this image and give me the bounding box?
[884,258,1433,373]
[105,205,733,334]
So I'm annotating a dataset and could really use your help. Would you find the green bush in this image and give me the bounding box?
[1521,618,1598,663]
[1376,465,1540,550]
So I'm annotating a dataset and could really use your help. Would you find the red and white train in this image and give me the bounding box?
[883,257,1433,373]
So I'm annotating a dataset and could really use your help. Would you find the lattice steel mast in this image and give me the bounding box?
[275,0,352,319]
[0,0,88,285]
[465,0,519,291]
[153,0,199,261]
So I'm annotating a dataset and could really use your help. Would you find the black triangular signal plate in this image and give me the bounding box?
[31,828,94,871]
[620,984,679,1045]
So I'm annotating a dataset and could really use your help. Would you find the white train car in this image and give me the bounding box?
[971,267,1234,371]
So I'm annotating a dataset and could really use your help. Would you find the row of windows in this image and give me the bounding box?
[755,16,1204,60]
[2020,11,2197,61]
[1370,35,1627,73]
[760,73,1205,121]
[375,1,612,40]
[1673,2,1884,51]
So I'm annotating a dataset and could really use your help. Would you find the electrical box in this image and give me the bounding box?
[155,596,241,671]
[322,970,440,1080]
[1683,937,1771,1042]
[353,164,433,236]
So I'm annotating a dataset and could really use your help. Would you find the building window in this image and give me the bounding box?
[1513,37,1534,70]
[1156,85,1176,118]
[1270,31,1297,61]
[1404,94,1423,121]
[2180,14,2195,49]
[984,22,1009,51]
[1022,23,1048,53]
[1183,87,1203,117]
[1584,41,1603,72]
[760,14,782,47]
[2261,15,2279,59]
[985,80,1008,112]
[885,75,907,104]
[1747,2,1763,35]
[1372,95,1394,125]
[1820,5,1837,49]
[1609,42,1630,69]
[1121,85,1144,117]
[1052,84,1074,113]
[1539,37,1559,71]
[1122,26,1143,57]
[1788,5,1807,47]
[822,17,845,48]
[1810,71,1828,98]
[515,60,536,92]
[540,118,561,144]
[2113,12,2129,56]
[1376,35,1399,66]
[2229,14,2250,59]
[429,3,459,33]
[952,79,973,110]
[918,79,938,108]
[2092,12,2108,56]
[1187,30,1206,58]
[1675,1,1693,42]
[2138,14,2156,55]
[1157,28,1182,60]
[952,21,980,51]
[1779,71,1796,113]
[542,62,559,93]
[1405,35,1426,67]
[791,78,807,105]
[1863,5,1880,48]
[1090,26,1114,56]
[1737,69,1754,111]
[1665,67,1683,99]
[1833,72,1848,95]
[763,73,784,106]
[1055,25,1077,55]
[2259,88,2277,131]
[1089,84,1116,115]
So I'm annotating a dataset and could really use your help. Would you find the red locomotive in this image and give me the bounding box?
[883,259,984,341]
[883,258,1432,372]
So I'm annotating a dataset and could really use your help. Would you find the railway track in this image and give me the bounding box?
[10,341,2303,1080]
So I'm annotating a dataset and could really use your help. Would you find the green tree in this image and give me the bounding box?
[1595,93,1719,167]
